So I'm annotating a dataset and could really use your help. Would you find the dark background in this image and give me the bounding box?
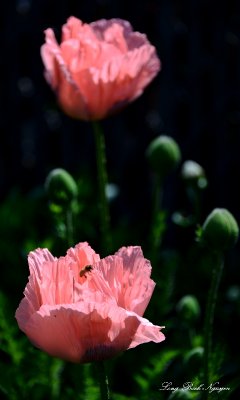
[0,1,240,398]
[1,0,240,217]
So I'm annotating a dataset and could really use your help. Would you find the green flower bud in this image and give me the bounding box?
[168,389,193,399]
[45,168,78,206]
[200,208,239,252]
[181,160,207,189]
[146,135,181,178]
[183,347,204,371]
[176,295,200,323]
[226,285,240,302]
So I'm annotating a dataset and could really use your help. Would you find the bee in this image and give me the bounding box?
[79,265,93,278]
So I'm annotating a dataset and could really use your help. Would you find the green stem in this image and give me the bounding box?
[203,252,224,398]
[92,121,112,254]
[96,361,111,400]
[150,176,164,265]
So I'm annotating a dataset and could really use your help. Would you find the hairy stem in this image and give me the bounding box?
[92,121,112,254]
[96,361,111,400]
[203,252,224,398]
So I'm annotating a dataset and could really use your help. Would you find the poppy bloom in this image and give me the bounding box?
[15,243,165,363]
[41,17,161,120]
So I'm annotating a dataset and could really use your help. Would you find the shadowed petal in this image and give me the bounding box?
[21,303,157,363]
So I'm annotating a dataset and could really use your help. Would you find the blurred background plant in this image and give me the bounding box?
[1,1,240,399]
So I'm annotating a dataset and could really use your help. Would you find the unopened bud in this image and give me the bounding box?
[183,347,204,371]
[176,295,200,323]
[200,208,239,252]
[181,160,207,189]
[146,135,181,178]
[45,168,78,206]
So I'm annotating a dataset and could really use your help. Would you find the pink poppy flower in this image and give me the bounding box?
[15,242,165,363]
[41,17,161,120]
